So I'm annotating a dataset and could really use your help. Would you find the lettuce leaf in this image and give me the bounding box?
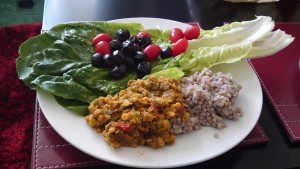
[188,16,274,49]
[54,95,89,116]
[145,28,171,46]
[143,67,185,79]
[151,42,253,74]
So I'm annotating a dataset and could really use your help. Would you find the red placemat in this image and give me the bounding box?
[249,22,300,143]
[31,101,107,169]
[31,100,268,169]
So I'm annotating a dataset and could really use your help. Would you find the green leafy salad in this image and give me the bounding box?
[16,16,294,115]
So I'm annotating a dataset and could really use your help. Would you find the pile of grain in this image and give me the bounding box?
[170,68,243,134]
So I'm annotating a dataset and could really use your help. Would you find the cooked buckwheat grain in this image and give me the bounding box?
[170,68,242,135]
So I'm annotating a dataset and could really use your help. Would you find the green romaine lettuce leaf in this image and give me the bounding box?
[145,28,171,46]
[151,42,253,75]
[188,16,274,49]
[54,95,89,116]
[143,67,185,79]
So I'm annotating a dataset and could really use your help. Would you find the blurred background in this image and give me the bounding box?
[1,0,300,29]
[0,0,44,27]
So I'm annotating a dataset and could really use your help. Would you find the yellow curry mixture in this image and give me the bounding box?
[85,75,190,148]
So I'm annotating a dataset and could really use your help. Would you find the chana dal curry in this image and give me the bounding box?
[86,76,190,148]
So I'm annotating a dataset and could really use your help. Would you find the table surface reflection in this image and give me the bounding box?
[42,0,300,168]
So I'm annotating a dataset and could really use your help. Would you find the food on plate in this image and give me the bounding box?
[169,28,185,43]
[184,25,201,40]
[171,68,242,135]
[160,46,173,59]
[90,26,196,79]
[15,16,294,148]
[91,29,155,79]
[86,68,242,148]
[86,75,190,148]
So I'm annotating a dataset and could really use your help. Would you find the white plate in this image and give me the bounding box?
[37,18,263,168]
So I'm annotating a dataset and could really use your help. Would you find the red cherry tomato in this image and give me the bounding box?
[184,25,200,40]
[144,44,161,61]
[92,33,113,45]
[172,38,188,57]
[169,28,184,43]
[137,31,152,39]
[95,41,111,55]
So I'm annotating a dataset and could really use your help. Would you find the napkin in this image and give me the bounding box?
[31,102,107,169]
